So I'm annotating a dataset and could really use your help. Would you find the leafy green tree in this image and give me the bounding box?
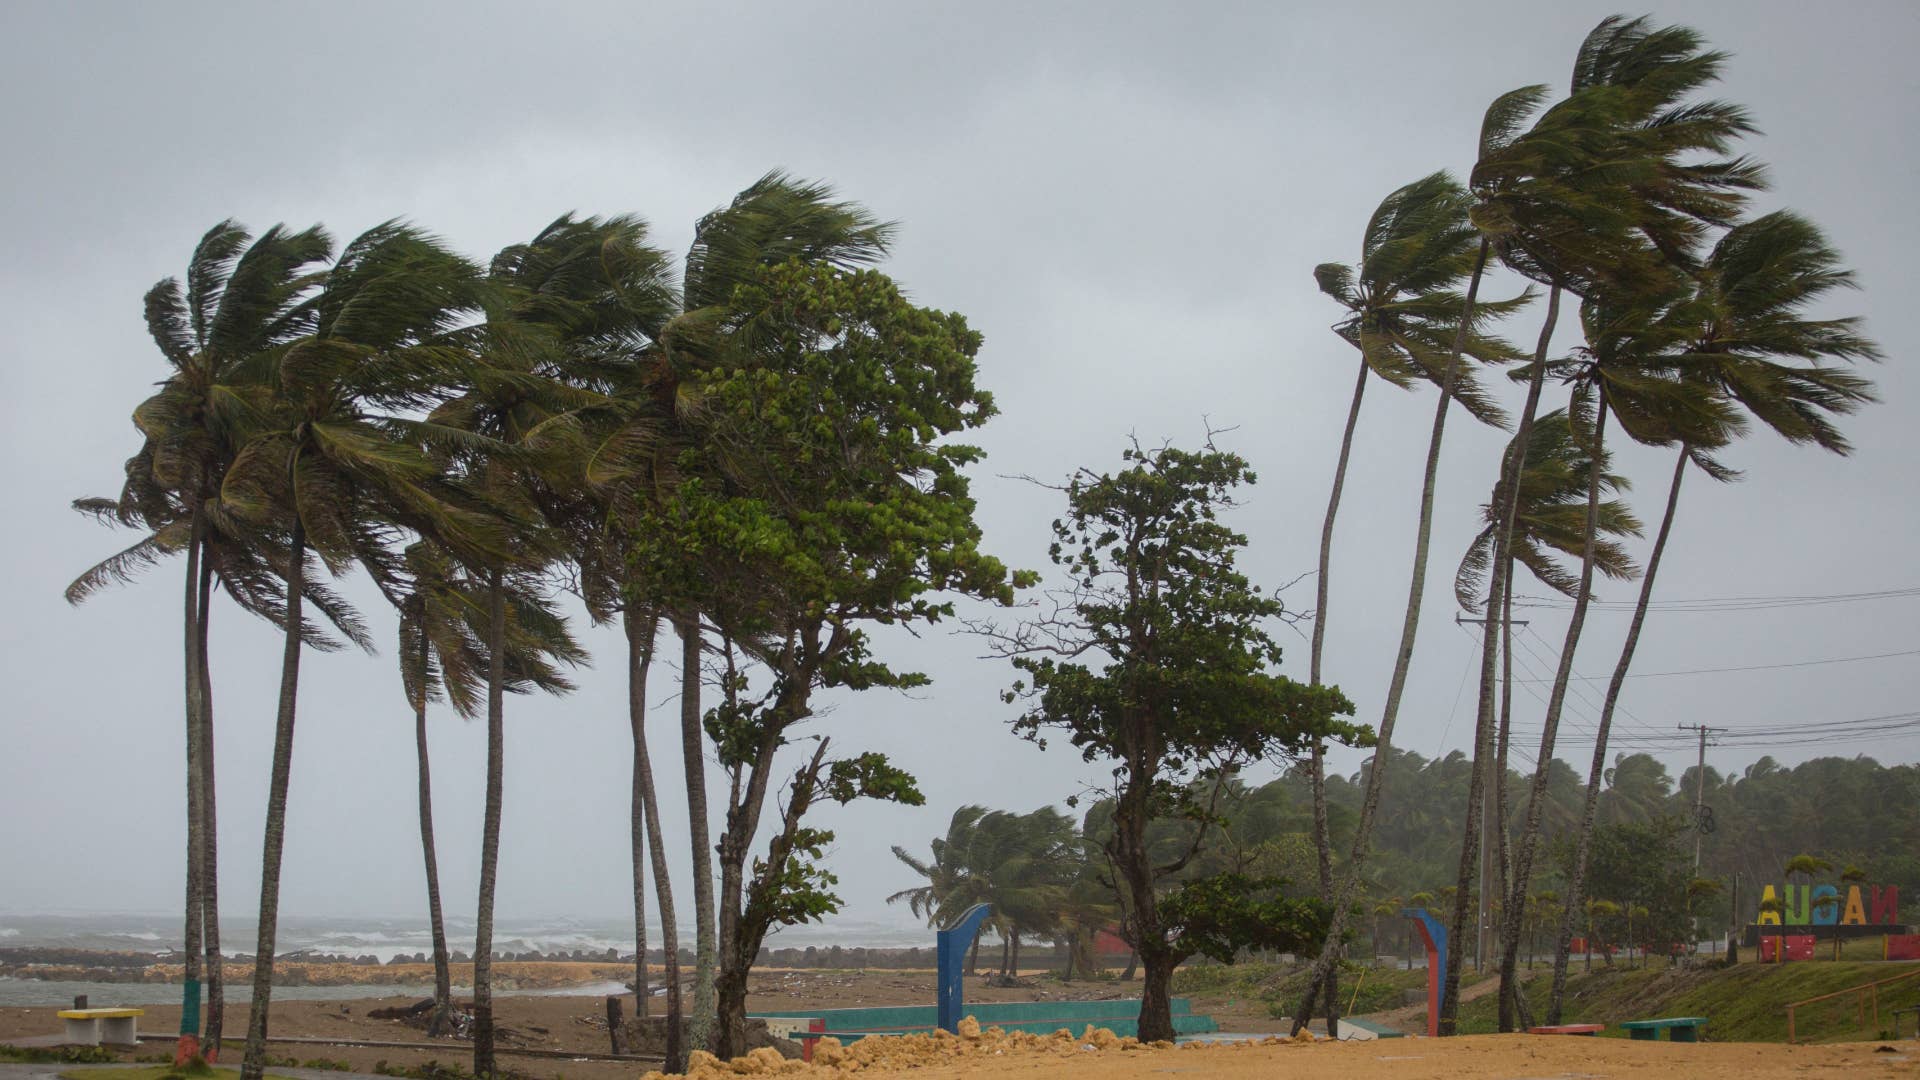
[610,175,895,1057]
[988,440,1361,1043]
[631,258,1023,1058]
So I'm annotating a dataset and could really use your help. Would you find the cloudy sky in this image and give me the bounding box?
[2,1,1915,943]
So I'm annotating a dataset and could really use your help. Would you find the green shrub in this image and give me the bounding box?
[0,1043,117,1064]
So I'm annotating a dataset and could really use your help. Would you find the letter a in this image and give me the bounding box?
[1843,886,1867,925]
[1758,885,1782,925]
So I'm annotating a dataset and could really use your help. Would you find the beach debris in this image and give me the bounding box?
[632,1017,1265,1080]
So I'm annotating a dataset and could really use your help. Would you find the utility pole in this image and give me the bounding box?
[1679,722,1724,964]
[1457,613,1527,972]
[1677,723,1724,869]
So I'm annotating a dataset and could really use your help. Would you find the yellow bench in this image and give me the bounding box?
[57,1007,144,1046]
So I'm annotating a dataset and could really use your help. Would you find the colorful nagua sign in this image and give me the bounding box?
[1756,883,1899,925]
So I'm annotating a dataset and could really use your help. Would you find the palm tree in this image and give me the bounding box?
[1553,210,1879,988]
[479,212,684,1059]
[1455,407,1641,917]
[1832,866,1868,960]
[1502,16,1766,1029]
[394,540,583,1033]
[226,223,500,1080]
[1757,895,1786,961]
[1305,173,1522,1029]
[67,220,333,1063]
[889,805,994,927]
[889,806,1074,978]
[1440,410,1641,1030]
[1291,160,1528,1036]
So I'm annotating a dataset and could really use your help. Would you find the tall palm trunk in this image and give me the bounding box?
[178,506,208,1065]
[678,616,717,1054]
[473,575,508,1079]
[1525,393,1609,1022]
[1304,355,1369,1037]
[1291,238,1490,1035]
[197,551,224,1056]
[411,613,454,1035]
[1492,554,1515,991]
[1548,438,1684,1021]
[1457,283,1560,1032]
[625,611,686,1073]
[627,621,650,1020]
[240,522,304,1080]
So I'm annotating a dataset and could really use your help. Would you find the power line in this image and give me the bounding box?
[1511,585,1920,614]
[1511,647,1920,683]
[1512,625,1667,741]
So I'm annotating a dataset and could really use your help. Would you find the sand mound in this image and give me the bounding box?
[643,1018,1317,1079]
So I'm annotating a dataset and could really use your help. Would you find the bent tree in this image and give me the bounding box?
[986,441,1364,1043]
[629,261,1027,1059]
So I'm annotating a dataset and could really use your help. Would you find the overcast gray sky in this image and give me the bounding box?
[2,1,1915,940]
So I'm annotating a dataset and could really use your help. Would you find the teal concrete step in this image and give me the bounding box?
[751,998,1216,1043]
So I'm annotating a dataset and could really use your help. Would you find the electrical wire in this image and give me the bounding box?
[1511,585,1920,613]
[1511,647,1920,683]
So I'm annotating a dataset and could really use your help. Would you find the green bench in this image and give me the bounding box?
[1620,1016,1708,1042]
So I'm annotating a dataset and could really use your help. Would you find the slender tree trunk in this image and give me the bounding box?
[1291,238,1490,1035]
[968,934,981,976]
[1531,394,1610,1022]
[1305,357,1367,1030]
[472,575,507,1080]
[412,616,454,1035]
[178,507,207,1065]
[1548,438,1685,1022]
[678,616,717,1055]
[1305,355,1368,1038]
[1496,559,1515,888]
[625,612,650,1018]
[625,611,685,1073]
[197,553,224,1056]
[1439,690,1489,1034]
[240,523,304,1080]
[1479,282,1560,1032]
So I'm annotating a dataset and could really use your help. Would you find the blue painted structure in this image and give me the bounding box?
[1400,906,1447,1038]
[935,903,993,1034]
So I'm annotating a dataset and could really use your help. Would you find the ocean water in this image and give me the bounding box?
[0,977,649,1007]
[0,911,929,964]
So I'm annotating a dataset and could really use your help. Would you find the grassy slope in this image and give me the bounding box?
[1456,959,1920,1042]
[1174,961,1489,1019]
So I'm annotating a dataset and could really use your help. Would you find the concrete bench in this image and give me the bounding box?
[1528,1023,1605,1036]
[1621,1016,1707,1042]
[57,1007,144,1046]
